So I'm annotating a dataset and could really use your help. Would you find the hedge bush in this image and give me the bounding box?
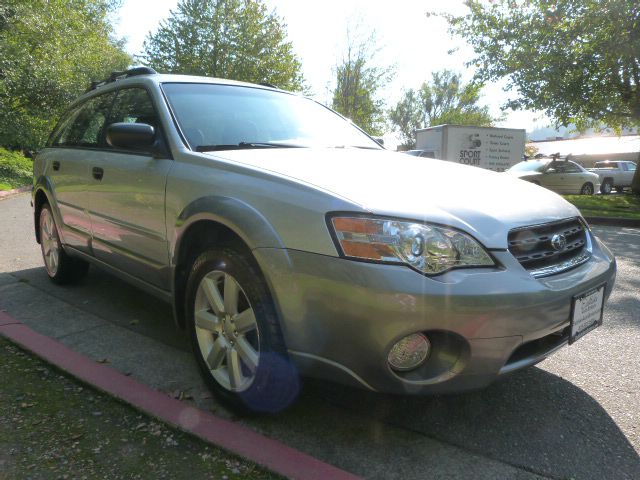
[0,148,33,190]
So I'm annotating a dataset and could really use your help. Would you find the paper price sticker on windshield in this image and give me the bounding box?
[570,285,605,344]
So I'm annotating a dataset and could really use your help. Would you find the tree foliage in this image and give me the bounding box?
[0,0,131,150]
[389,70,495,149]
[442,0,640,131]
[141,0,304,91]
[331,31,393,136]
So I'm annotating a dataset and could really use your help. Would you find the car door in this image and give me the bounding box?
[88,86,173,289]
[46,92,117,253]
[621,162,636,185]
[539,161,566,193]
[562,161,587,193]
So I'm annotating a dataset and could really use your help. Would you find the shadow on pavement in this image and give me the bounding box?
[301,368,640,480]
[593,226,640,263]
[8,266,186,351]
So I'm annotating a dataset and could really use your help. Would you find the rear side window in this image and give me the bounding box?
[628,163,637,172]
[53,92,116,147]
[564,162,582,173]
[108,88,159,132]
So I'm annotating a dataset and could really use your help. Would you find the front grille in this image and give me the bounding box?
[508,218,590,277]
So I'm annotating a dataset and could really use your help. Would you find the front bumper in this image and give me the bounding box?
[253,232,616,394]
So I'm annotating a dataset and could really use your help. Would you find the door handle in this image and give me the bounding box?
[92,167,104,180]
[52,161,60,171]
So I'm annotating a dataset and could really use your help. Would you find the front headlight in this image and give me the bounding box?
[329,216,495,275]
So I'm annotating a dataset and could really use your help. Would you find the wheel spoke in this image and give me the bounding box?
[195,309,219,332]
[50,249,58,270]
[223,275,240,315]
[42,216,51,236]
[206,336,228,370]
[234,308,256,334]
[202,277,225,316]
[235,336,258,373]
[226,348,243,389]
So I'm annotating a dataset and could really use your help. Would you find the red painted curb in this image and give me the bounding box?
[0,185,30,199]
[0,311,361,480]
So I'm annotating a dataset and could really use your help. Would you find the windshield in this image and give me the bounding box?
[508,159,549,173]
[161,83,381,152]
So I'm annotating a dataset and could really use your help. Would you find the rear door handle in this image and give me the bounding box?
[92,167,104,181]
[52,161,60,171]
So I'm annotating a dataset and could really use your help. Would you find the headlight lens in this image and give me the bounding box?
[330,216,495,275]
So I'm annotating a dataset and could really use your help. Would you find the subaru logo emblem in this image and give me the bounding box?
[551,234,567,251]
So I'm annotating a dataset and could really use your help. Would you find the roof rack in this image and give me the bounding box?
[87,66,158,92]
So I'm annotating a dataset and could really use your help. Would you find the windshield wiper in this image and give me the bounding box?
[196,142,304,152]
[332,145,382,150]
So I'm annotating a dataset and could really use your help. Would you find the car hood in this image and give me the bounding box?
[209,148,581,249]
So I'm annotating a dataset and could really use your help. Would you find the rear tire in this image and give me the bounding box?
[600,180,612,194]
[615,186,624,193]
[185,247,299,414]
[580,183,594,195]
[39,204,89,284]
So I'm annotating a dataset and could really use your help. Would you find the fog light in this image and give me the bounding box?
[387,333,430,371]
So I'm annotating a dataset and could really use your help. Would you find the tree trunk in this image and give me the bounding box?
[633,151,640,195]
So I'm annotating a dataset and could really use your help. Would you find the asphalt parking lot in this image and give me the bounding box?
[1,193,639,480]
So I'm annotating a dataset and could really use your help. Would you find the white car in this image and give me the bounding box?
[507,158,600,195]
[404,149,436,158]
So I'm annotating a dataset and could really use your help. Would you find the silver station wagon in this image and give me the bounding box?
[32,68,616,413]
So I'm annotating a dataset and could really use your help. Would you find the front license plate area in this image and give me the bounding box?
[570,284,605,344]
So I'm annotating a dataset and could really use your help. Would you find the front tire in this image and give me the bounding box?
[39,204,89,284]
[600,180,612,194]
[185,248,299,414]
[580,182,594,195]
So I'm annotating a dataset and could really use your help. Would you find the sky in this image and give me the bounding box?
[113,0,553,145]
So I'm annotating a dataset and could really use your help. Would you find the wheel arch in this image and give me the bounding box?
[32,176,57,244]
[170,196,287,329]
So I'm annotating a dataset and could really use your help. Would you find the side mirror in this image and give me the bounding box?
[373,137,385,146]
[106,122,155,150]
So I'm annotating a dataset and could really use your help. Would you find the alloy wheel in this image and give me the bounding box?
[193,271,260,392]
[40,208,60,276]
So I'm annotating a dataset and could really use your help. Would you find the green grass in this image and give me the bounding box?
[564,194,640,220]
[0,147,32,191]
[0,337,278,480]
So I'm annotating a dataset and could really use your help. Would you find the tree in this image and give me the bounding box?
[331,30,394,136]
[389,70,495,149]
[0,0,131,151]
[141,0,304,91]
[441,0,640,132]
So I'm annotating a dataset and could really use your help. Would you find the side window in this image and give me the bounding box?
[54,92,116,147]
[547,161,561,173]
[48,107,82,147]
[108,88,160,134]
[564,162,582,173]
[628,163,637,172]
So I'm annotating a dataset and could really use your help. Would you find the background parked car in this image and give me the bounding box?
[587,160,637,194]
[403,149,436,158]
[506,158,600,195]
